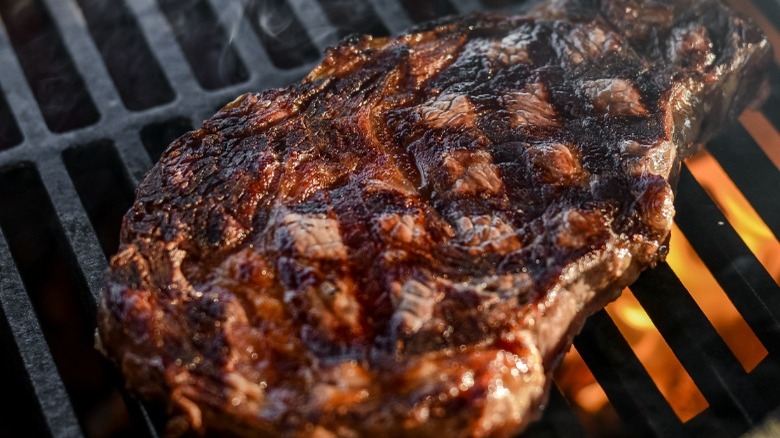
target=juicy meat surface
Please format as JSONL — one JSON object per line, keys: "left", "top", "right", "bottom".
{"left": 97, "top": 0, "right": 771, "bottom": 436}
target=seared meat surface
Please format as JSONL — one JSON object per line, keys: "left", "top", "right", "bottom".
{"left": 97, "top": 0, "right": 771, "bottom": 436}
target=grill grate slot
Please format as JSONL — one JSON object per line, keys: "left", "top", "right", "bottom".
{"left": 706, "top": 125, "right": 780, "bottom": 238}
{"left": 757, "top": 66, "right": 780, "bottom": 131}
{"left": 574, "top": 311, "right": 686, "bottom": 437}
{"left": 0, "top": 165, "right": 148, "bottom": 438}
{"left": 245, "top": 0, "right": 320, "bottom": 69}
{"left": 157, "top": 0, "right": 249, "bottom": 90}
{"left": 140, "top": 118, "right": 194, "bottom": 164}
{"left": 0, "top": 89, "right": 22, "bottom": 151}
{"left": 401, "top": 0, "right": 458, "bottom": 22}
{"left": 0, "top": 304, "right": 49, "bottom": 437}
{"left": 316, "top": 0, "right": 389, "bottom": 38}
{"left": 63, "top": 142, "right": 136, "bottom": 258}
{"left": 675, "top": 168, "right": 780, "bottom": 355}
{"left": 632, "top": 265, "right": 767, "bottom": 431}
{"left": 667, "top": 224, "right": 768, "bottom": 372}
{"left": 74, "top": 0, "right": 175, "bottom": 111}
{"left": 0, "top": 0, "right": 99, "bottom": 133}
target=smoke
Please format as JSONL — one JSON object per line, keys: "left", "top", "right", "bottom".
{"left": 252, "top": 0, "right": 295, "bottom": 39}
{"left": 234, "top": 0, "right": 322, "bottom": 70}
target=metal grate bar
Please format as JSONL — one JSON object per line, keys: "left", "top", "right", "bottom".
{"left": 574, "top": 311, "right": 686, "bottom": 437}
{"left": 760, "top": 65, "right": 780, "bottom": 131}
{"left": 206, "top": 0, "right": 276, "bottom": 79}
{"left": 0, "top": 230, "right": 82, "bottom": 438}
{"left": 747, "top": 355, "right": 780, "bottom": 411}
{"left": 477, "top": 0, "right": 544, "bottom": 13}
{"left": 762, "top": 94, "right": 780, "bottom": 134}
{"left": 123, "top": 0, "right": 202, "bottom": 98}
{"left": 767, "top": 64, "right": 780, "bottom": 99}
{"left": 0, "top": 24, "right": 48, "bottom": 144}
{"left": 115, "top": 133, "right": 155, "bottom": 188}
{"left": 449, "top": 0, "right": 483, "bottom": 13}
{"left": 38, "top": 157, "right": 107, "bottom": 304}
{"left": 40, "top": 0, "right": 124, "bottom": 119}
{"left": 204, "top": 0, "right": 316, "bottom": 95}
{"left": 526, "top": 387, "right": 586, "bottom": 438}
{"left": 368, "top": 0, "right": 414, "bottom": 33}
{"left": 707, "top": 124, "right": 780, "bottom": 238}
{"left": 632, "top": 264, "right": 767, "bottom": 427}
{"left": 675, "top": 167, "right": 780, "bottom": 355}
{"left": 56, "top": 143, "right": 160, "bottom": 437}
{"left": 287, "top": 0, "right": 340, "bottom": 52}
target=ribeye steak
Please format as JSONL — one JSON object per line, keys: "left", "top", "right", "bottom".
{"left": 97, "top": 0, "right": 771, "bottom": 436}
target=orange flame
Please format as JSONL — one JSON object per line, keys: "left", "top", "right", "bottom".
{"left": 668, "top": 224, "right": 768, "bottom": 372}
{"left": 607, "top": 289, "right": 709, "bottom": 422}
{"left": 555, "top": 145, "right": 779, "bottom": 432}
{"left": 685, "top": 149, "right": 780, "bottom": 283}
{"left": 555, "top": 2, "right": 780, "bottom": 430}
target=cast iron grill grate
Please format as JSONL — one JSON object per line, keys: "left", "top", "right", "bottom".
{"left": 0, "top": 1, "right": 777, "bottom": 437}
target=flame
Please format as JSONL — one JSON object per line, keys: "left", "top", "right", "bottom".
{"left": 555, "top": 289, "right": 710, "bottom": 426}
{"left": 668, "top": 224, "right": 768, "bottom": 371}
{"left": 555, "top": 145, "right": 780, "bottom": 431}
{"left": 740, "top": 110, "right": 780, "bottom": 172}
{"left": 556, "top": 1, "right": 780, "bottom": 430}
{"left": 685, "top": 150, "right": 780, "bottom": 283}
{"left": 607, "top": 289, "right": 710, "bottom": 422}
{"left": 616, "top": 299, "right": 654, "bottom": 331}
{"left": 556, "top": 347, "right": 609, "bottom": 414}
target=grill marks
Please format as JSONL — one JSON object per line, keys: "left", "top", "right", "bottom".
{"left": 268, "top": 16, "right": 661, "bottom": 349}
{"left": 392, "top": 18, "right": 656, "bottom": 227}
{"left": 420, "top": 93, "right": 476, "bottom": 129}
{"left": 505, "top": 82, "right": 560, "bottom": 131}
{"left": 323, "top": 16, "right": 670, "bottom": 342}
{"left": 145, "top": 14, "right": 663, "bottom": 357}
{"left": 581, "top": 78, "right": 649, "bottom": 117}
{"left": 97, "top": 4, "right": 773, "bottom": 435}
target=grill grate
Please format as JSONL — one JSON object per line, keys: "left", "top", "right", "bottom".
{"left": 0, "top": 1, "right": 778, "bottom": 437}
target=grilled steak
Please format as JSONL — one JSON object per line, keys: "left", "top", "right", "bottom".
{"left": 97, "top": 0, "right": 771, "bottom": 436}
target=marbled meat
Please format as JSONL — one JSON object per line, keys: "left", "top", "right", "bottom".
{"left": 97, "top": 0, "right": 771, "bottom": 436}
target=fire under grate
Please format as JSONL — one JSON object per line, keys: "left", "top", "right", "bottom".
{"left": 0, "top": 0, "right": 778, "bottom": 437}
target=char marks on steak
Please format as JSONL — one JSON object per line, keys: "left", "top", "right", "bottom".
{"left": 97, "top": 0, "right": 771, "bottom": 436}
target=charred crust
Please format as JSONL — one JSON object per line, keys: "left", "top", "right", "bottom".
{"left": 98, "top": 2, "right": 772, "bottom": 437}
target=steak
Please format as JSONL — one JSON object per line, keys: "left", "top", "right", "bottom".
{"left": 97, "top": 0, "right": 771, "bottom": 436}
